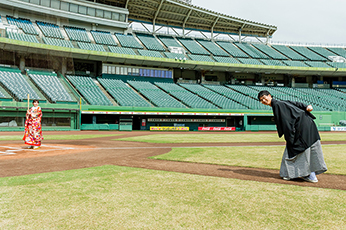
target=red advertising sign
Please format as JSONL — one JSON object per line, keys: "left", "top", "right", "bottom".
{"left": 198, "top": 127, "right": 236, "bottom": 131}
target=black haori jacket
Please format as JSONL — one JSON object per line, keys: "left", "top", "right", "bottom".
{"left": 271, "top": 98, "right": 320, "bottom": 159}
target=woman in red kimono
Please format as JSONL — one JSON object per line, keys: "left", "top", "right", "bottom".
{"left": 23, "top": 100, "right": 43, "bottom": 149}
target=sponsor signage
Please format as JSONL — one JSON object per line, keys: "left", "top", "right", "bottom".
{"left": 81, "top": 111, "right": 244, "bottom": 116}
{"left": 331, "top": 127, "right": 346, "bottom": 131}
{"left": 147, "top": 118, "right": 225, "bottom": 122}
{"left": 150, "top": 126, "right": 189, "bottom": 131}
{"left": 198, "top": 127, "right": 236, "bottom": 131}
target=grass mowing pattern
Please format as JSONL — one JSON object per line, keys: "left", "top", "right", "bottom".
{"left": 1, "top": 165, "right": 345, "bottom": 229}
{"left": 0, "top": 134, "right": 121, "bottom": 141}
{"left": 116, "top": 132, "right": 346, "bottom": 143}
{"left": 150, "top": 145, "right": 346, "bottom": 175}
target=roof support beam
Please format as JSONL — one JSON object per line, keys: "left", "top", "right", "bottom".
{"left": 153, "top": 0, "right": 165, "bottom": 33}
{"left": 183, "top": 8, "right": 193, "bottom": 37}
{"left": 125, "top": 0, "right": 130, "bottom": 9}
{"left": 211, "top": 15, "right": 220, "bottom": 40}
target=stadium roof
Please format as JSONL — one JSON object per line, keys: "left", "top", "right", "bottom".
{"left": 93, "top": 0, "right": 277, "bottom": 37}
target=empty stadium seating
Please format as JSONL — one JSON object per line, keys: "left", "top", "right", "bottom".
{"left": 272, "top": 45, "right": 307, "bottom": 61}
{"left": 197, "top": 40, "right": 229, "bottom": 56}
{"left": 66, "top": 75, "right": 112, "bottom": 106}
{"left": 28, "top": 71, "right": 74, "bottom": 103}
{"left": 178, "top": 38, "right": 210, "bottom": 55}
{"left": 42, "top": 37, "right": 74, "bottom": 48}
{"left": 128, "top": 80, "right": 185, "bottom": 108}
{"left": 115, "top": 34, "right": 143, "bottom": 49}
{"left": 156, "top": 82, "right": 218, "bottom": 109}
{"left": 289, "top": 46, "right": 326, "bottom": 61}
{"left": 7, "top": 31, "right": 39, "bottom": 43}
{"left": 0, "top": 69, "right": 41, "bottom": 101}
{"left": 108, "top": 46, "right": 137, "bottom": 55}
{"left": 213, "top": 56, "right": 240, "bottom": 64}
{"left": 91, "top": 30, "right": 117, "bottom": 46}
{"left": 188, "top": 54, "right": 214, "bottom": 62}
{"left": 238, "top": 58, "right": 264, "bottom": 65}
{"left": 216, "top": 42, "right": 248, "bottom": 58}
{"left": 36, "top": 21, "right": 64, "bottom": 39}
{"left": 137, "top": 50, "right": 164, "bottom": 58}
{"left": 282, "top": 60, "right": 309, "bottom": 67}
{"left": 64, "top": 26, "right": 91, "bottom": 43}
{"left": 186, "top": 84, "right": 248, "bottom": 109}
{"left": 98, "top": 78, "right": 151, "bottom": 107}
{"left": 136, "top": 34, "right": 165, "bottom": 51}
{"left": 7, "top": 16, "right": 38, "bottom": 35}
{"left": 157, "top": 36, "right": 184, "bottom": 49}
{"left": 252, "top": 43, "right": 288, "bottom": 60}
{"left": 225, "top": 85, "right": 270, "bottom": 110}
{"left": 326, "top": 47, "right": 346, "bottom": 58}
{"left": 308, "top": 46, "right": 336, "bottom": 59}
{"left": 235, "top": 43, "right": 268, "bottom": 59}
{"left": 77, "top": 42, "right": 106, "bottom": 52}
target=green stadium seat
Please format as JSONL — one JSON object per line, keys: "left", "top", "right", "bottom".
{"left": 43, "top": 37, "right": 74, "bottom": 48}
{"left": 28, "top": 72, "right": 75, "bottom": 103}
{"left": 272, "top": 45, "right": 307, "bottom": 61}
{"left": 128, "top": 81, "right": 185, "bottom": 108}
{"left": 234, "top": 43, "right": 268, "bottom": 59}
{"left": 188, "top": 54, "right": 215, "bottom": 62}
{"left": 305, "top": 61, "right": 332, "bottom": 68}
{"left": 0, "top": 70, "right": 41, "bottom": 101}
{"left": 238, "top": 58, "right": 264, "bottom": 65}
{"left": 66, "top": 75, "right": 113, "bottom": 106}
{"left": 7, "top": 16, "right": 38, "bottom": 35}
{"left": 7, "top": 31, "right": 39, "bottom": 43}
{"left": 260, "top": 59, "right": 286, "bottom": 66}
{"left": 213, "top": 56, "right": 240, "bottom": 64}
{"left": 36, "top": 21, "right": 64, "bottom": 39}
{"left": 108, "top": 46, "right": 137, "bottom": 55}
{"left": 216, "top": 42, "right": 248, "bottom": 58}
{"left": 177, "top": 38, "right": 210, "bottom": 55}
{"left": 289, "top": 46, "right": 326, "bottom": 61}
{"left": 197, "top": 40, "right": 229, "bottom": 56}
{"left": 98, "top": 78, "right": 151, "bottom": 107}
{"left": 252, "top": 44, "right": 288, "bottom": 60}
{"left": 77, "top": 42, "right": 106, "bottom": 52}
{"left": 115, "top": 34, "right": 143, "bottom": 49}
{"left": 64, "top": 26, "right": 91, "bottom": 43}
{"left": 137, "top": 50, "right": 164, "bottom": 58}
{"left": 282, "top": 60, "right": 309, "bottom": 67}
{"left": 136, "top": 34, "right": 165, "bottom": 51}
{"left": 91, "top": 30, "right": 117, "bottom": 46}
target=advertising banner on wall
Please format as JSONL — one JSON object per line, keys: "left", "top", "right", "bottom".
{"left": 330, "top": 127, "right": 346, "bottom": 131}
{"left": 198, "top": 127, "right": 236, "bottom": 131}
{"left": 150, "top": 126, "right": 189, "bottom": 131}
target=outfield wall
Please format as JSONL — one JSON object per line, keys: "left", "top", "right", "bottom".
{"left": 1, "top": 102, "right": 345, "bottom": 131}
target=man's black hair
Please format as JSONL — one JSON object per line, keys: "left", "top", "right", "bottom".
{"left": 258, "top": 90, "right": 271, "bottom": 101}
{"left": 33, "top": 99, "right": 39, "bottom": 103}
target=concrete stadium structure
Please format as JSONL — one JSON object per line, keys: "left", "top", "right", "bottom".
{"left": 0, "top": 0, "right": 345, "bottom": 131}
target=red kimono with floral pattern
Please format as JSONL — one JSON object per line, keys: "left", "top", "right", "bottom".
{"left": 23, "top": 106, "right": 43, "bottom": 146}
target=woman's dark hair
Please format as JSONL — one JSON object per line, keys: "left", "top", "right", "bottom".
{"left": 32, "top": 100, "right": 39, "bottom": 104}
{"left": 257, "top": 90, "right": 271, "bottom": 101}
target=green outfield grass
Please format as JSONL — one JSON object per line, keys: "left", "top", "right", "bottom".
{"left": 150, "top": 145, "right": 346, "bottom": 175}
{"left": 115, "top": 132, "right": 346, "bottom": 143}
{"left": 0, "top": 134, "right": 121, "bottom": 141}
{"left": 1, "top": 165, "right": 345, "bottom": 229}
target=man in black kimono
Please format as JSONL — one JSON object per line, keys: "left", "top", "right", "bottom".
{"left": 258, "top": 90, "right": 327, "bottom": 183}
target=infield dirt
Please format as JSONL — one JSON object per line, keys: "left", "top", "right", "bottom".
{"left": 1, "top": 131, "right": 345, "bottom": 190}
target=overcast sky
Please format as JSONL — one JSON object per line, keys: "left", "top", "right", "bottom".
{"left": 194, "top": 0, "right": 346, "bottom": 46}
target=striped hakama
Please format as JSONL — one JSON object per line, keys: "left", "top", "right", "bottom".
{"left": 280, "top": 140, "right": 327, "bottom": 179}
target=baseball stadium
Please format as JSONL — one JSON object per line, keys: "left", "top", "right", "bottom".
{"left": 0, "top": 0, "right": 346, "bottom": 228}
